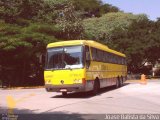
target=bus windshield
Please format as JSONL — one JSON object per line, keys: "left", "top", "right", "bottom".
{"left": 45, "top": 46, "right": 83, "bottom": 70}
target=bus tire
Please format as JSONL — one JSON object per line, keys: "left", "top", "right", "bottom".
{"left": 118, "top": 77, "right": 122, "bottom": 87}
{"left": 62, "top": 92, "right": 67, "bottom": 96}
{"left": 120, "top": 76, "right": 124, "bottom": 87}
{"left": 92, "top": 79, "right": 100, "bottom": 95}
{"left": 115, "top": 79, "right": 119, "bottom": 88}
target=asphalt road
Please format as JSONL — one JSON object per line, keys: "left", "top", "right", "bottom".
{"left": 0, "top": 80, "right": 160, "bottom": 120}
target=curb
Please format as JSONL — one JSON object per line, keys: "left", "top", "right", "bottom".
{"left": 125, "top": 80, "right": 140, "bottom": 82}
{"left": 126, "top": 79, "right": 159, "bottom": 83}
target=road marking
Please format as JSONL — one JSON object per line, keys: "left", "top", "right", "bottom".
{"left": 6, "top": 93, "right": 36, "bottom": 114}
{"left": 16, "top": 93, "right": 35, "bottom": 103}
{"left": 6, "top": 96, "right": 16, "bottom": 114}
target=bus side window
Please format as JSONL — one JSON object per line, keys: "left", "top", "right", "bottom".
{"left": 123, "top": 57, "right": 125, "bottom": 64}
{"left": 108, "top": 53, "right": 112, "bottom": 63}
{"left": 97, "top": 49, "right": 101, "bottom": 61}
{"left": 96, "top": 49, "right": 103, "bottom": 62}
{"left": 103, "top": 51, "right": 106, "bottom": 62}
{"left": 123, "top": 58, "right": 127, "bottom": 65}
{"left": 115, "top": 55, "right": 117, "bottom": 64}
{"left": 95, "top": 48, "right": 98, "bottom": 61}
{"left": 121, "top": 57, "right": 124, "bottom": 65}
{"left": 99, "top": 50, "right": 103, "bottom": 62}
{"left": 91, "top": 47, "right": 96, "bottom": 61}
{"left": 85, "top": 46, "right": 90, "bottom": 61}
{"left": 117, "top": 56, "right": 120, "bottom": 64}
{"left": 125, "top": 58, "right": 127, "bottom": 65}
{"left": 105, "top": 52, "right": 109, "bottom": 63}
{"left": 120, "top": 57, "right": 122, "bottom": 64}
{"left": 112, "top": 54, "right": 115, "bottom": 64}
{"left": 85, "top": 46, "right": 91, "bottom": 69}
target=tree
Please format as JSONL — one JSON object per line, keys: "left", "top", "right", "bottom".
{"left": 100, "top": 3, "right": 119, "bottom": 14}
{"left": 54, "top": 1, "right": 84, "bottom": 40}
{"left": 83, "top": 12, "right": 145, "bottom": 42}
{"left": 0, "top": 20, "right": 57, "bottom": 86}
{"left": 108, "top": 15, "right": 160, "bottom": 73}
{"left": 144, "top": 19, "right": 160, "bottom": 64}
{"left": 83, "top": 12, "right": 157, "bottom": 73}
{"left": 0, "top": 0, "right": 45, "bottom": 23}
{"left": 71, "top": 0, "right": 102, "bottom": 18}
{"left": 1, "top": 0, "right": 160, "bottom": 86}
{"left": 71, "top": 0, "right": 119, "bottom": 18}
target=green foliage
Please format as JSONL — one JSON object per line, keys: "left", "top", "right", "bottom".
{"left": 0, "top": 19, "right": 57, "bottom": 86}
{"left": 83, "top": 12, "right": 146, "bottom": 41}
{"left": 71, "top": 0, "right": 102, "bottom": 17}
{"left": 0, "top": 0, "right": 45, "bottom": 23}
{"left": 106, "top": 15, "right": 160, "bottom": 72}
{"left": 0, "top": 20, "right": 57, "bottom": 51}
{"left": 71, "top": 0, "right": 119, "bottom": 18}
{"left": 54, "top": 1, "right": 84, "bottom": 40}
{"left": 100, "top": 4, "right": 119, "bottom": 13}
{"left": 0, "top": 0, "right": 160, "bottom": 86}
{"left": 83, "top": 12, "right": 160, "bottom": 72}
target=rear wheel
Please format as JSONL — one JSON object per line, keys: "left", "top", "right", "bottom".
{"left": 92, "top": 79, "right": 100, "bottom": 95}
{"left": 120, "top": 76, "right": 124, "bottom": 87}
{"left": 115, "top": 79, "right": 119, "bottom": 88}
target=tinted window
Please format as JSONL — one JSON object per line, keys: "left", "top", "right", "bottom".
{"left": 90, "top": 47, "right": 126, "bottom": 65}
{"left": 46, "top": 46, "right": 83, "bottom": 69}
{"left": 91, "top": 47, "right": 97, "bottom": 61}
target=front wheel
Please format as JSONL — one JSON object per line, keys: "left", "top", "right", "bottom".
{"left": 120, "top": 77, "right": 124, "bottom": 87}
{"left": 62, "top": 92, "right": 67, "bottom": 96}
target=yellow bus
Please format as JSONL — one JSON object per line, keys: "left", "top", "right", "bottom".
{"left": 44, "top": 40, "right": 127, "bottom": 96}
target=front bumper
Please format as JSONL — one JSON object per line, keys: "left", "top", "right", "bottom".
{"left": 45, "top": 84, "right": 86, "bottom": 92}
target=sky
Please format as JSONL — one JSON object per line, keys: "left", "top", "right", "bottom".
{"left": 102, "top": 0, "right": 160, "bottom": 21}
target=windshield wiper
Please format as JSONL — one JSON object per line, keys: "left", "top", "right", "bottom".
{"left": 64, "top": 62, "right": 72, "bottom": 71}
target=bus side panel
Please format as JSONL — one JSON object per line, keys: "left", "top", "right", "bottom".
{"left": 86, "top": 61, "right": 127, "bottom": 89}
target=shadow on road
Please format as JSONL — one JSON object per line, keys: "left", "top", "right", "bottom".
{"left": 0, "top": 83, "right": 130, "bottom": 120}
{"left": 51, "top": 83, "right": 130, "bottom": 99}
{"left": 0, "top": 107, "right": 98, "bottom": 120}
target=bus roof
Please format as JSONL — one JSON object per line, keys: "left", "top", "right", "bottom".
{"left": 47, "top": 40, "right": 126, "bottom": 57}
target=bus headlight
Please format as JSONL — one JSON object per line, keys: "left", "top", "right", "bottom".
{"left": 46, "top": 80, "right": 51, "bottom": 84}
